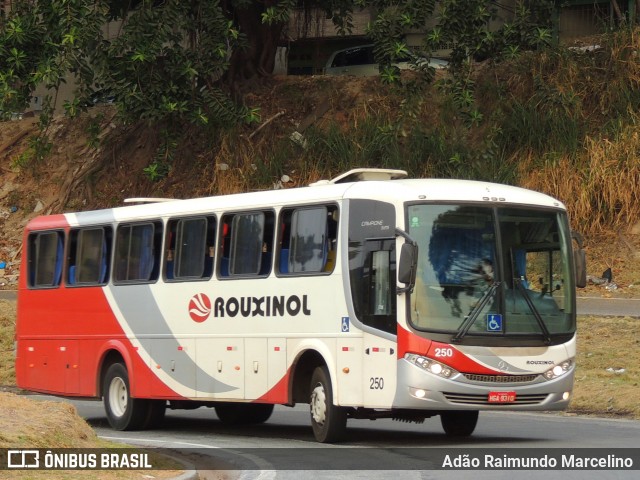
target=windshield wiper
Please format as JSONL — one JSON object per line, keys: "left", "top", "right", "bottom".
{"left": 451, "top": 281, "right": 501, "bottom": 344}
{"left": 515, "top": 278, "right": 552, "bottom": 344}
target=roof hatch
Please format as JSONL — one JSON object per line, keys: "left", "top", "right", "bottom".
{"left": 310, "top": 168, "right": 408, "bottom": 186}
{"left": 123, "top": 198, "right": 178, "bottom": 204}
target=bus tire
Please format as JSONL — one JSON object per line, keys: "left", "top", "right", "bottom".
{"left": 215, "top": 403, "right": 274, "bottom": 425}
{"left": 309, "top": 366, "right": 347, "bottom": 443}
{"left": 103, "top": 362, "right": 148, "bottom": 431}
{"left": 215, "top": 403, "right": 243, "bottom": 424}
{"left": 244, "top": 404, "right": 274, "bottom": 424}
{"left": 440, "top": 410, "right": 479, "bottom": 437}
{"left": 143, "top": 400, "right": 166, "bottom": 429}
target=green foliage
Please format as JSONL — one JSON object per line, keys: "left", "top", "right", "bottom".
{"left": 427, "top": 1, "right": 555, "bottom": 124}
{"left": 11, "top": 133, "right": 52, "bottom": 168}
{"left": 98, "top": 0, "right": 246, "bottom": 126}
{"left": 0, "top": 0, "right": 558, "bottom": 176}
{"left": 144, "top": 127, "right": 179, "bottom": 181}
{"left": 143, "top": 161, "right": 171, "bottom": 181}
{"left": 295, "top": 113, "right": 514, "bottom": 183}
{"left": 85, "top": 114, "right": 105, "bottom": 149}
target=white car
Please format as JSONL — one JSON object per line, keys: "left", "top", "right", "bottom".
{"left": 324, "top": 44, "right": 448, "bottom": 76}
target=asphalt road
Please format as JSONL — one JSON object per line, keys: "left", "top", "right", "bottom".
{"left": 28, "top": 395, "right": 640, "bottom": 479}
{"left": 576, "top": 296, "right": 640, "bottom": 317}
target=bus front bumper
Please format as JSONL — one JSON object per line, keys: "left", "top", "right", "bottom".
{"left": 392, "top": 359, "right": 574, "bottom": 412}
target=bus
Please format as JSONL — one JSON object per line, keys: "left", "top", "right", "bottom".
{"left": 16, "top": 168, "right": 586, "bottom": 443}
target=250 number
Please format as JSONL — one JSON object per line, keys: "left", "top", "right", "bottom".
{"left": 435, "top": 347, "right": 454, "bottom": 358}
{"left": 369, "top": 377, "right": 384, "bottom": 390}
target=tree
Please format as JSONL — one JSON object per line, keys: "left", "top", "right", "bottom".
{"left": 0, "top": 0, "right": 555, "bottom": 136}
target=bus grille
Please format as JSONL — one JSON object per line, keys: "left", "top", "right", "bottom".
{"left": 443, "top": 392, "right": 549, "bottom": 405}
{"left": 463, "top": 373, "right": 539, "bottom": 384}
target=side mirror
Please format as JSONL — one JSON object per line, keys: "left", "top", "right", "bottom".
{"left": 572, "top": 231, "right": 587, "bottom": 288}
{"left": 398, "top": 242, "right": 418, "bottom": 294}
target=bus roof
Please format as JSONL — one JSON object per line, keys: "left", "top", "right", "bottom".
{"left": 25, "top": 175, "right": 566, "bottom": 230}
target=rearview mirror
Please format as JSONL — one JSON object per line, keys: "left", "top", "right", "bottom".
{"left": 398, "top": 243, "right": 418, "bottom": 293}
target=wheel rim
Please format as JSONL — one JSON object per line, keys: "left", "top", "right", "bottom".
{"left": 108, "top": 377, "right": 127, "bottom": 418}
{"left": 310, "top": 382, "right": 327, "bottom": 426}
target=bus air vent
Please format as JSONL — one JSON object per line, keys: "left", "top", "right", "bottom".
{"left": 463, "top": 373, "right": 540, "bottom": 384}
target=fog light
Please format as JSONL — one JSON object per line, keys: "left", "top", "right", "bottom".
{"left": 563, "top": 391, "right": 571, "bottom": 401}
{"left": 414, "top": 389, "right": 426, "bottom": 399}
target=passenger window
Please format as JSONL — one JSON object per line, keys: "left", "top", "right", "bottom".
{"left": 231, "top": 213, "right": 264, "bottom": 275}
{"left": 165, "top": 216, "right": 216, "bottom": 280}
{"left": 279, "top": 205, "right": 338, "bottom": 275}
{"left": 219, "top": 211, "right": 274, "bottom": 277}
{"left": 68, "top": 227, "right": 111, "bottom": 285}
{"left": 114, "top": 222, "right": 162, "bottom": 283}
{"left": 28, "top": 231, "right": 64, "bottom": 288}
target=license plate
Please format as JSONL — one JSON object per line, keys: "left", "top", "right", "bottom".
{"left": 488, "top": 391, "right": 516, "bottom": 403}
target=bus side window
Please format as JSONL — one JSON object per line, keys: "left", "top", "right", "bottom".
{"left": 227, "top": 211, "right": 274, "bottom": 276}
{"left": 278, "top": 205, "right": 338, "bottom": 275}
{"left": 166, "top": 216, "right": 216, "bottom": 281}
{"left": 114, "top": 222, "right": 162, "bottom": 283}
{"left": 28, "top": 231, "right": 65, "bottom": 288}
{"left": 68, "top": 227, "right": 111, "bottom": 286}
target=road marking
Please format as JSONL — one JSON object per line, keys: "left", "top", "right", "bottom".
{"left": 101, "top": 435, "right": 276, "bottom": 480}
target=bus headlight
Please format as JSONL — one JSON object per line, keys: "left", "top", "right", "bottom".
{"left": 544, "top": 359, "right": 573, "bottom": 380}
{"left": 405, "top": 353, "right": 459, "bottom": 379}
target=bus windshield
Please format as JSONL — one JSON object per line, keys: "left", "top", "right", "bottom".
{"left": 407, "top": 204, "right": 575, "bottom": 339}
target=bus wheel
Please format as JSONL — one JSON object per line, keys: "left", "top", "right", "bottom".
{"left": 215, "top": 403, "right": 274, "bottom": 425}
{"left": 143, "top": 400, "right": 166, "bottom": 429}
{"left": 103, "top": 362, "right": 148, "bottom": 431}
{"left": 215, "top": 403, "right": 243, "bottom": 424}
{"left": 309, "top": 366, "right": 347, "bottom": 443}
{"left": 440, "top": 410, "right": 479, "bottom": 437}
{"left": 244, "top": 404, "right": 274, "bottom": 424}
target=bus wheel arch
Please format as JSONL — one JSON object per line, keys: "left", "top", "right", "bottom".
{"left": 290, "top": 349, "right": 327, "bottom": 404}
{"left": 96, "top": 344, "right": 136, "bottom": 398}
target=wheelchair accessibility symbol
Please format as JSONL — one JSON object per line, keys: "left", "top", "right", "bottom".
{"left": 341, "top": 317, "right": 350, "bottom": 332}
{"left": 487, "top": 314, "right": 503, "bottom": 332}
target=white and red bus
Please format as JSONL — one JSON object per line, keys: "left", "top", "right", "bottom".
{"left": 16, "top": 168, "right": 586, "bottom": 442}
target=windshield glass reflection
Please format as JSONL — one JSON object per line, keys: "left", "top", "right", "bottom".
{"left": 408, "top": 205, "right": 574, "bottom": 337}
